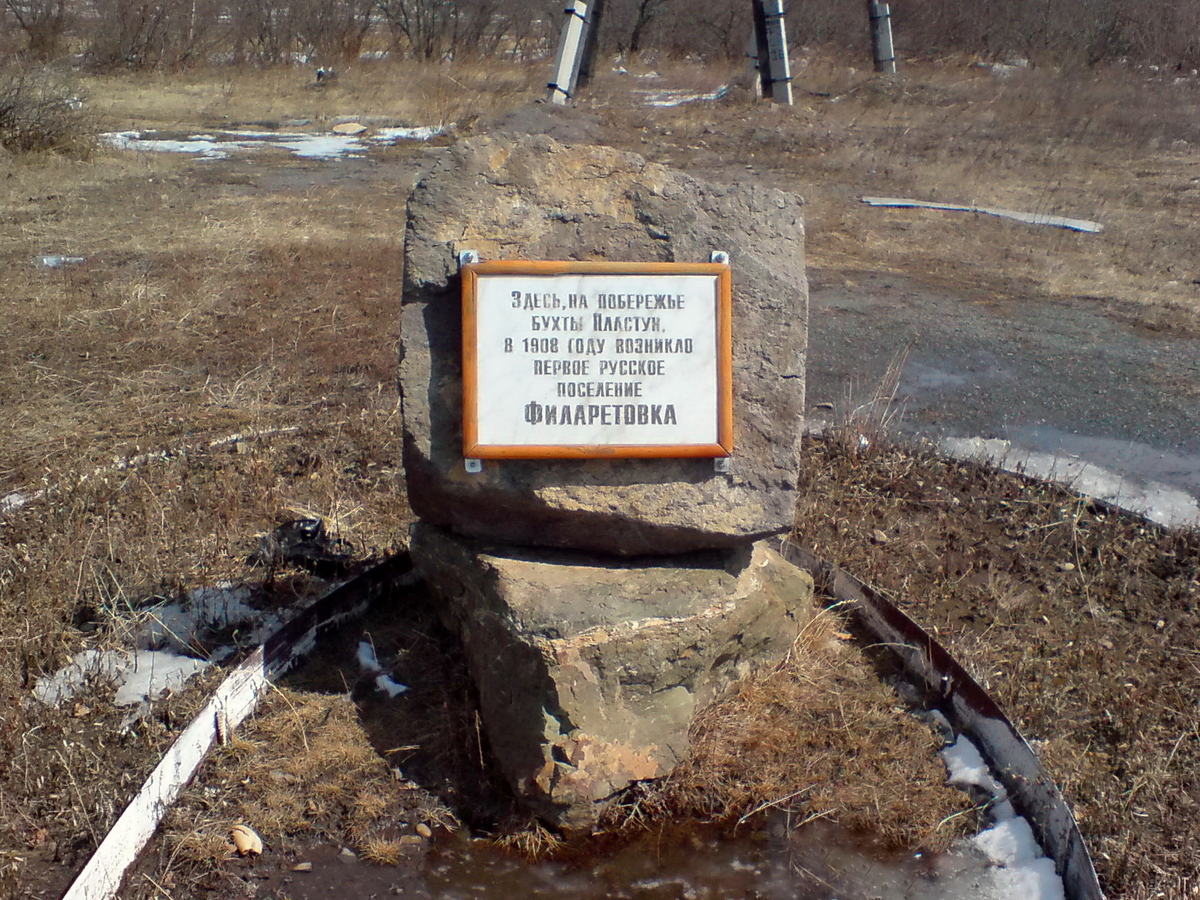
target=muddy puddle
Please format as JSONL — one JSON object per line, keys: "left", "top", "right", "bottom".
{"left": 238, "top": 819, "right": 1043, "bottom": 900}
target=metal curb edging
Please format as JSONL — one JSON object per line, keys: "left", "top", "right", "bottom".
{"left": 781, "top": 538, "right": 1106, "bottom": 900}
{"left": 59, "top": 554, "right": 413, "bottom": 900}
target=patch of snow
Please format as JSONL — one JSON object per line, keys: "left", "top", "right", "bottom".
{"left": 636, "top": 85, "right": 728, "bottom": 107}
{"left": 937, "top": 736, "right": 1067, "bottom": 900}
{"left": 115, "top": 651, "right": 210, "bottom": 706}
{"left": 102, "top": 124, "right": 448, "bottom": 161}
{"left": 357, "top": 640, "right": 381, "bottom": 673}
{"left": 102, "top": 130, "right": 232, "bottom": 159}
{"left": 39, "top": 255, "right": 86, "bottom": 268}
{"left": 941, "top": 436, "right": 1200, "bottom": 530}
{"left": 34, "top": 649, "right": 208, "bottom": 707}
{"left": 358, "top": 641, "right": 407, "bottom": 697}
{"left": 1, "top": 491, "right": 36, "bottom": 515}
{"left": 143, "top": 582, "right": 285, "bottom": 661}
{"left": 375, "top": 674, "right": 408, "bottom": 697}
{"left": 373, "top": 124, "right": 449, "bottom": 142}
{"left": 274, "top": 133, "right": 364, "bottom": 159}
{"left": 942, "top": 734, "right": 1005, "bottom": 795}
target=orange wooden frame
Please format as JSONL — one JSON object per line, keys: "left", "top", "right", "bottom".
{"left": 462, "top": 260, "right": 733, "bottom": 459}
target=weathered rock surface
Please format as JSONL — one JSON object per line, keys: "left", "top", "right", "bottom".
{"left": 410, "top": 523, "right": 816, "bottom": 830}
{"left": 398, "top": 133, "right": 808, "bottom": 555}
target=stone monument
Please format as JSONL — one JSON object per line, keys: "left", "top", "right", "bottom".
{"left": 399, "top": 125, "right": 814, "bottom": 830}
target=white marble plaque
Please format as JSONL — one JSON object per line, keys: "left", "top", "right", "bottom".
{"left": 463, "top": 264, "right": 732, "bottom": 458}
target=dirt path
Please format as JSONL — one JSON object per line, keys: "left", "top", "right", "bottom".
{"left": 807, "top": 267, "right": 1200, "bottom": 524}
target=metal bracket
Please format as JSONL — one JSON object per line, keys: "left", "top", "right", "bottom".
{"left": 710, "top": 250, "right": 730, "bottom": 265}
{"left": 714, "top": 457, "right": 731, "bottom": 473}
{"left": 464, "top": 458, "right": 483, "bottom": 474}
{"left": 458, "top": 250, "right": 480, "bottom": 269}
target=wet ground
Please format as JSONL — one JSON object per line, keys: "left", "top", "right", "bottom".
{"left": 806, "top": 268, "right": 1200, "bottom": 526}
{"left": 208, "top": 820, "right": 1046, "bottom": 900}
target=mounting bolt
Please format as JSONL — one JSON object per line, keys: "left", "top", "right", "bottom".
{"left": 458, "top": 250, "right": 480, "bottom": 268}
{"left": 710, "top": 250, "right": 730, "bottom": 265}
{"left": 464, "top": 458, "right": 483, "bottom": 474}
{"left": 714, "top": 457, "right": 731, "bottom": 473}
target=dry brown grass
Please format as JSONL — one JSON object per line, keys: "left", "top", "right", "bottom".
{"left": 602, "top": 608, "right": 975, "bottom": 853}
{"left": 85, "top": 59, "right": 543, "bottom": 132}
{"left": 0, "top": 92, "right": 418, "bottom": 897}
{"left": 141, "top": 688, "right": 436, "bottom": 893}
{"left": 792, "top": 434, "right": 1200, "bottom": 899}
{"left": 494, "top": 818, "right": 566, "bottom": 861}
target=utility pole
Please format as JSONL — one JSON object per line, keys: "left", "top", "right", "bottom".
{"left": 751, "top": 0, "right": 793, "bottom": 105}
{"left": 576, "top": 0, "right": 607, "bottom": 91}
{"left": 547, "top": 0, "right": 600, "bottom": 104}
{"left": 867, "top": 1, "right": 897, "bottom": 74}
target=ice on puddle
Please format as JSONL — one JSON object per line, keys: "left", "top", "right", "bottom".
{"left": 101, "top": 123, "right": 449, "bottom": 161}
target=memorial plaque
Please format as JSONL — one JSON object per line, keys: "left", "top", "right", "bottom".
{"left": 462, "top": 261, "right": 733, "bottom": 459}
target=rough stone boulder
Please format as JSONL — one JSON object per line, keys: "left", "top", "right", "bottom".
{"left": 410, "top": 523, "right": 816, "bottom": 830}
{"left": 398, "top": 132, "right": 808, "bottom": 556}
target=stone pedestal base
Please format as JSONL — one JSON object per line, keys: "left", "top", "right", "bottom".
{"left": 410, "top": 524, "right": 815, "bottom": 830}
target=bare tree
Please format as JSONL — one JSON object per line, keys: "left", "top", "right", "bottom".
{"left": 627, "top": 0, "right": 666, "bottom": 54}
{"left": 377, "top": 0, "right": 456, "bottom": 59}
{"left": 4, "top": 0, "right": 68, "bottom": 59}
{"left": 85, "top": 0, "right": 223, "bottom": 69}
{"left": 377, "top": 0, "right": 516, "bottom": 61}
{"left": 292, "top": 0, "right": 376, "bottom": 62}
{"left": 228, "top": 0, "right": 297, "bottom": 64}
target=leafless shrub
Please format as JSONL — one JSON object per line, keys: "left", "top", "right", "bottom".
{"left": 0, "top": 67, "right": 94, "bottom": 154}
{"left": 84, "top": 0, "right": 227, "bottom": 70}
{"left": 377, "top": 0, "right": 527, "bottom": 62}
{"left": 3, "top": 0, "right": 69, "bottom": 59}
{"left": 291, "top": 0, "right": 375, "bottom": 62}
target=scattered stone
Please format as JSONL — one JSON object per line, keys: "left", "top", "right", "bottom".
{"left": 231, "top": 824, "right": 263, "bottom": 856}
{"left": 332, "top": 122, "right": 367, "bottom": 135}
{"left": 1056, "top": 561, "right": 1076, "bottom": 572}
{"left": 415, "top": 823, "right": 433, "bottom": 839}
{"left": 292, "top": 861, "right": 313, "bottom": 872}
{"left": 871, "top": 528, "right": 890, "bottom": 544}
